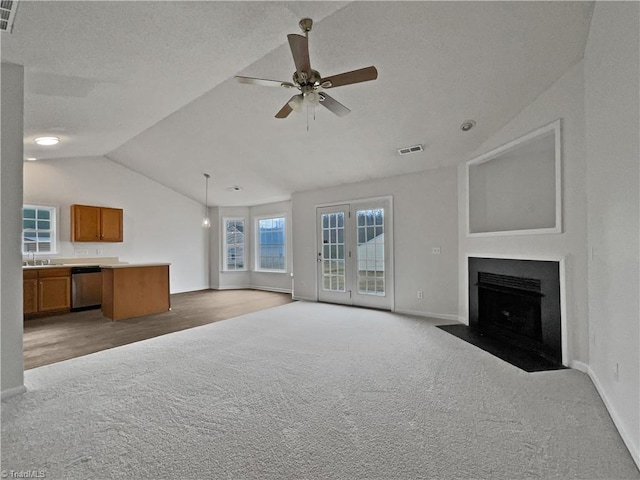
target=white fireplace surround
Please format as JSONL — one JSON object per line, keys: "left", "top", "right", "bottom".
{"left": 465, "top": 253, "right": 567, "bottom": 366}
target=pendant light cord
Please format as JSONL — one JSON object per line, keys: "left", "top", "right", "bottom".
{"left": 204, "top": 173, "right": 209, "bottom": 207}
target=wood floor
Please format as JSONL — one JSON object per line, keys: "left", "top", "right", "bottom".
{"left": 23, "top": 289, "right": 293, "bottom": 370}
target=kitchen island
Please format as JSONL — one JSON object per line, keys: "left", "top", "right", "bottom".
{"left": 101, "top": 263, "right": 170, "bottom": 321}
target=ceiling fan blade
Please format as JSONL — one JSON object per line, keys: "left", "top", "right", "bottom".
{"left": 235, "top": 76, "right": 295, "bottom": 88}
{"left": 319, "top": 93, "right": 351, "bottom": 117}
{"left": 275, "top": 96, "right": 298, "bottom": 118}
{"left": 287, "top": 34, "right": 311, "bottom": 76}
{"left": 321, "top": 66, "right": 378, "bottom": 89}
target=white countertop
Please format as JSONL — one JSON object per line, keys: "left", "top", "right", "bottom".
{"left": 23, "top": 264, "right": 97, "bottom": 270}
{"left": 100, "top": 263, "right": 170, "bottom": 269}
{"left": 23, "top": 262, "right": 169, "bottom": 270}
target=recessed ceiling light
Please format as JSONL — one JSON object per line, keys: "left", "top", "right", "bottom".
{"left": 25, "top": 157, "right": 37, "bottom": 162}
{"left": 227, "top": 186, "right": 243, "bottom": 192}
{"left": 460, "top": 120, "right": 476, "bottom": 132}
{"left": 35, "top": 136, "right": 59, "bottom": 146}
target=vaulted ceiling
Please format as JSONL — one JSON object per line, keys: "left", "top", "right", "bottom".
{"left": 2, "top": 1, "right": 594, "bottom": 206}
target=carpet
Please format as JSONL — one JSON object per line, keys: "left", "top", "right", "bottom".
{"left": 2, "top": 301, "right": 638, "bottom": 479}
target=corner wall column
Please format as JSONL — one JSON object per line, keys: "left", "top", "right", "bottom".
{"left": 1, "top": 62, "right": 26, "bottom": 398}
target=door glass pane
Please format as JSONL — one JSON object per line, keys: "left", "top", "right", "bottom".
{"left": 357, "top": 208, "right": 385, "bottom": 296}
{"left": 321, "top": 212, "right": 345, "bottom": 292}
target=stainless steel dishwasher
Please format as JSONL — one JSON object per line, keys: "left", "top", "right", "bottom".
{"left": 71, "top": 266, "right": 102, "bottom": 311}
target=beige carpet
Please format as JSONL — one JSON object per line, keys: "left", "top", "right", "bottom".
{"left": 2, "top": 301, "right": 638, "bottom": 479}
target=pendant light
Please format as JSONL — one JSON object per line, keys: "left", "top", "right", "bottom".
{"left": 202, "top": 173, "right": 211, "bottom": 228}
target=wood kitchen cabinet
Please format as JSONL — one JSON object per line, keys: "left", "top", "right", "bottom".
{"left": 23, "top": 270, "right": 38, "bottom": 315}
{"left": 102, "top": 264, "right": 170, "bottom": 321}
{"left": 23, "top": 267, "right": 71, "bottom": 318}
{"left": 71, "top": 204, "right": 123, "bottom": 242}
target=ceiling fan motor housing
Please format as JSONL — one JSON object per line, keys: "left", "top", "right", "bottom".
{"left": 294, "top": 69, "right": 321, "bottom": 87}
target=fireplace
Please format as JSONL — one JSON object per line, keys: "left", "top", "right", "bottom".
{"left": 469, "top": 257, "right": 562, "bottom": 365}
{"left": 477, "top": 271, "right": 543, "bottom": 348}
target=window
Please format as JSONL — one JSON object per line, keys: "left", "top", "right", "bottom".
{"left": 223, "top": 218, "right": 246, "bottom": 271}
{"left": 23, "top": 205, "right": 57, "bottom": 254}
{"left": 256, "top": 216, "right": 286, "bottom": 272}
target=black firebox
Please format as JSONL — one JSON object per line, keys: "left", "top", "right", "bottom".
{"left": 477, "top": 271, "right": 543, "bottom": 345}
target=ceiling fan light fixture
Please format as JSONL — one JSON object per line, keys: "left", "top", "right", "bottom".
{"left": 288, "top": 95, "right": 304, "bottom": 112}
{"left": 304, "top": 91, "right": 320, "bottom": 107}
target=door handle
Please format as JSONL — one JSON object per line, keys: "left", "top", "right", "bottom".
{"left": 317, "top": 252, "right": 322, "bottom": 263}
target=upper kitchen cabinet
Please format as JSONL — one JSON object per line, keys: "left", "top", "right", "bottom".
{"left": 100, "top": 207, "right": 124, "bottom": 242}
{"left": 71, "top": 204, "right": 123, "bottom": 242}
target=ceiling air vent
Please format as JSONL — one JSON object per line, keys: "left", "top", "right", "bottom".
{"left": 397, "top": 144, "right": 424, "bottom": 156}
{"left": 0, "top": 0, "right": 19, "bottom": 33}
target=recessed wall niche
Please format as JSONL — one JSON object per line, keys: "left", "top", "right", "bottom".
{"left": 466, "top": 120, "right": 561, "bottom": 236}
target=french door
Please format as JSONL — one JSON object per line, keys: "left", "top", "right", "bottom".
{"left": 317, "top": 198, "right": 392, "bottom": 310}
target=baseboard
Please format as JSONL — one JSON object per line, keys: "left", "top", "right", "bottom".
{"left": 393, "top": 308, "right": 462, "bottom": 323}
{"left": 1, "top": 385, "right": 26, "bottom": 401}
{"left": 213, "top": 285, "right": 250, "bottom": 291}
{"left": 249, "top": 285, "right": 292, "bottom": 294}
{"left": 581, "top": 364, "right": 640, "bottom": 469}
{"left": 292, "top": 295, "right": 316, "bottom": 302}
{"left": 569, "top": 360, "right": 589, "bottom": 373}
{"left": 212, "top": 285, "right": 292, "bottom": 294}
{"left": 171, "top": 287, "right": 211, "bottom": 295}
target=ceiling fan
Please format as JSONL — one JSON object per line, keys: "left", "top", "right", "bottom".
{"left": 235, "top": 18, "right": 378, "bottom": 119}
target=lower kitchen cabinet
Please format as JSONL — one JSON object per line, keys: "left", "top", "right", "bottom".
{"left": 24, "top": 268, "right": 72, "bottom": 318}
{"left": 23, "top": 271, "right": 38, "bottom": 315}
{"left": 101, "top": 264, "right": 170, "bottom": 321}
{"left": 39, "top": 276, "right": 71, "bottom": 312}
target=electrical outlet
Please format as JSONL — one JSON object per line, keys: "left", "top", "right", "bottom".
{"left": 432, "top": 247, "right": 441, "bottom": 255}
{"left": 417, "top": 290, "right": 424, "bottom": 299}
{"left": 96, "top": 248, "right": 104, "bottom": 255}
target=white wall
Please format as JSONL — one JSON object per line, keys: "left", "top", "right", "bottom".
{"left": 584, "top": 1, "right": 639, "bottom": 463}
{"left": 458, "top": 61, "right": 589, "bottom": 364}
{"left": 23, "top": 157, "right": 208, "bottom": 294}
{"left": 292, "top": 168, "right": 458, "bottom": 319}
{"left": 1, "top": 63, "right": 26, "bottom": 397}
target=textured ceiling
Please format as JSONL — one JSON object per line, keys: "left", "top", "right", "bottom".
{"left": 2, "top": 1, "right": 594, "bottom": 206}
